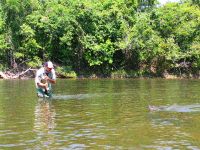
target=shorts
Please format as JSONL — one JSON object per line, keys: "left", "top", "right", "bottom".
{"left": 36, "top": 88, "right": 52, "bottom": 98}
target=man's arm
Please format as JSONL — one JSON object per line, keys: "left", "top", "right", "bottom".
{"left": 45, "top": 69, "right": 56, "bottom": 84}
{"left": 45, "top": 76, "right": 56, "bottom": 84}
{"left": 37, "top": 82, "right": 49, "bottom": 88}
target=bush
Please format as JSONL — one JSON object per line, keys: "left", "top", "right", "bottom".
{"left": 56, "top": 66, "right": 77, "bottom": 78}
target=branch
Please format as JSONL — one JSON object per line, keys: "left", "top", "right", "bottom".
{"left": 13, "top": 67, "right": 32, "bottom": 79}
{"left": 0, "top": 68, "right": 37, "bottom": 79}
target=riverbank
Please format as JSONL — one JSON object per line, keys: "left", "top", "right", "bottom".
{"left": 0, "top": 68, "right": 36, "bottom": 79}
{"left": 1, "top": 68, "right": 200, "bottom": 80}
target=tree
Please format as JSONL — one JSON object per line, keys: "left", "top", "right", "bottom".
{"left": 0, "top": 0, "right": 40, "bottom": 68}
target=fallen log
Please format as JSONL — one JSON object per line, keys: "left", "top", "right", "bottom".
{"left": 0, "top": 68, "right": 37, "bottom": 79}
{"left": 13, "top": 67, "right": 32, "bottom": 79}
{"left": 0, "top": 71, "right": 9, "bottom": 79}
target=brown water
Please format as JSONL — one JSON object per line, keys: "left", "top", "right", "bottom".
{"left": 0, "top": 79, "right": 200, "bottom": 149}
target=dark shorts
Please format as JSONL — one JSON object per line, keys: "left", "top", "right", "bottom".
{"left": 36, "top": 88, "right": 52, "bottom": 98}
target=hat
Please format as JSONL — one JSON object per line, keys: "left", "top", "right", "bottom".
{"left": 45, "top": 61, "right": 54, "bottom": 68}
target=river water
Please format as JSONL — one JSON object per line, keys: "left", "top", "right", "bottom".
{"left": 0, "top": 79, "right": 200, "bottom": 149}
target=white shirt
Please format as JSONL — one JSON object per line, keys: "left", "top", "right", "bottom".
{"left": 35, "top": 67, "right": 56, "bottom": 88}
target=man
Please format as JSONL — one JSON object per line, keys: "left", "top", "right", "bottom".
{"left": 35, "top": 61, "right": 56, "bottom": 98}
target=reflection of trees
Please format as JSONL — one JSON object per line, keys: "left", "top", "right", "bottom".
{"left": 33, "top": 99, "right": 56, "bottom": 148}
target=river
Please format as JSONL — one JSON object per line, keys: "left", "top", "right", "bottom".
{"left": 0, "top": 79, "right": 200, "bottom": 149}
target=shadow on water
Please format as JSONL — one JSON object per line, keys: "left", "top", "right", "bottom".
{"left": 148, "top": 104, "right": 200, "bottom": 112}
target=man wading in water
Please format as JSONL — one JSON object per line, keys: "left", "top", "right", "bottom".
{"left": 35, "top": 61, "right": 56, "bottom": 98}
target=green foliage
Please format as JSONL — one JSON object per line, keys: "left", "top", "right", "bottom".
{"left": 150, "top": 3, "right": 200, "bottom": 74}
{"left": 26, "top": 56, "right": 42, "bottom": 68}
{"left": 184, "top": 0, "right": 200, "bottom": 6}
{"left": 0, "top": 8, "right": 8, "bottom": 64}
{"left": 84, "top": 39, "right": 115, "bottom": 66}
{"left": 111, "top": 69, "right": 129, "bottom": 78}
{"left": 56, "top": 66, "right": 77, "bottom": 78}
{"left": 0, "top": 0, "right": 200, "bottom": 77}
{"left": 0, "top": 0, "right": 40, "bottom": 67}
{"left": 20, "top": 24, "right": 41, "bottom": 57}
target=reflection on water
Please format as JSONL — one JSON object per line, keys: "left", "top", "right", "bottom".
{"left": 34, "top": 100, "right": 56, "bottom": 130}
{"left": 148, "top": 109, "right": 200, "bottom": 150}
{"left": 52, "top": 93, "right": 98, "bottom": 100}
{"left": 33, "top": 100, "right": 56, "bottom": 149}
{"left": 149, "top": 104, "right": 200, "bottom": 112}
{"left": 52, "top": 93, "right": 113, "bottom": 100}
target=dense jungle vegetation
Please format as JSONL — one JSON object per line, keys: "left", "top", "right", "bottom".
{"left": 0, "top": 0, "right": 200, "bottom": 78}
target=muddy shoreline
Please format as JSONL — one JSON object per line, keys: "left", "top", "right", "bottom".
{"left": 1, "top": 69, "right": 200, "bottom": 80}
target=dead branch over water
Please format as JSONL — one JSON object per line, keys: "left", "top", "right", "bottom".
{"left": 0, "top": 68, "right": 37, "bottom": 79}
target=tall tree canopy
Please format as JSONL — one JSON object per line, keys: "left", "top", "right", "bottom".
{"left": 0, "top": 0, "right": 199, "bottom": 77}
